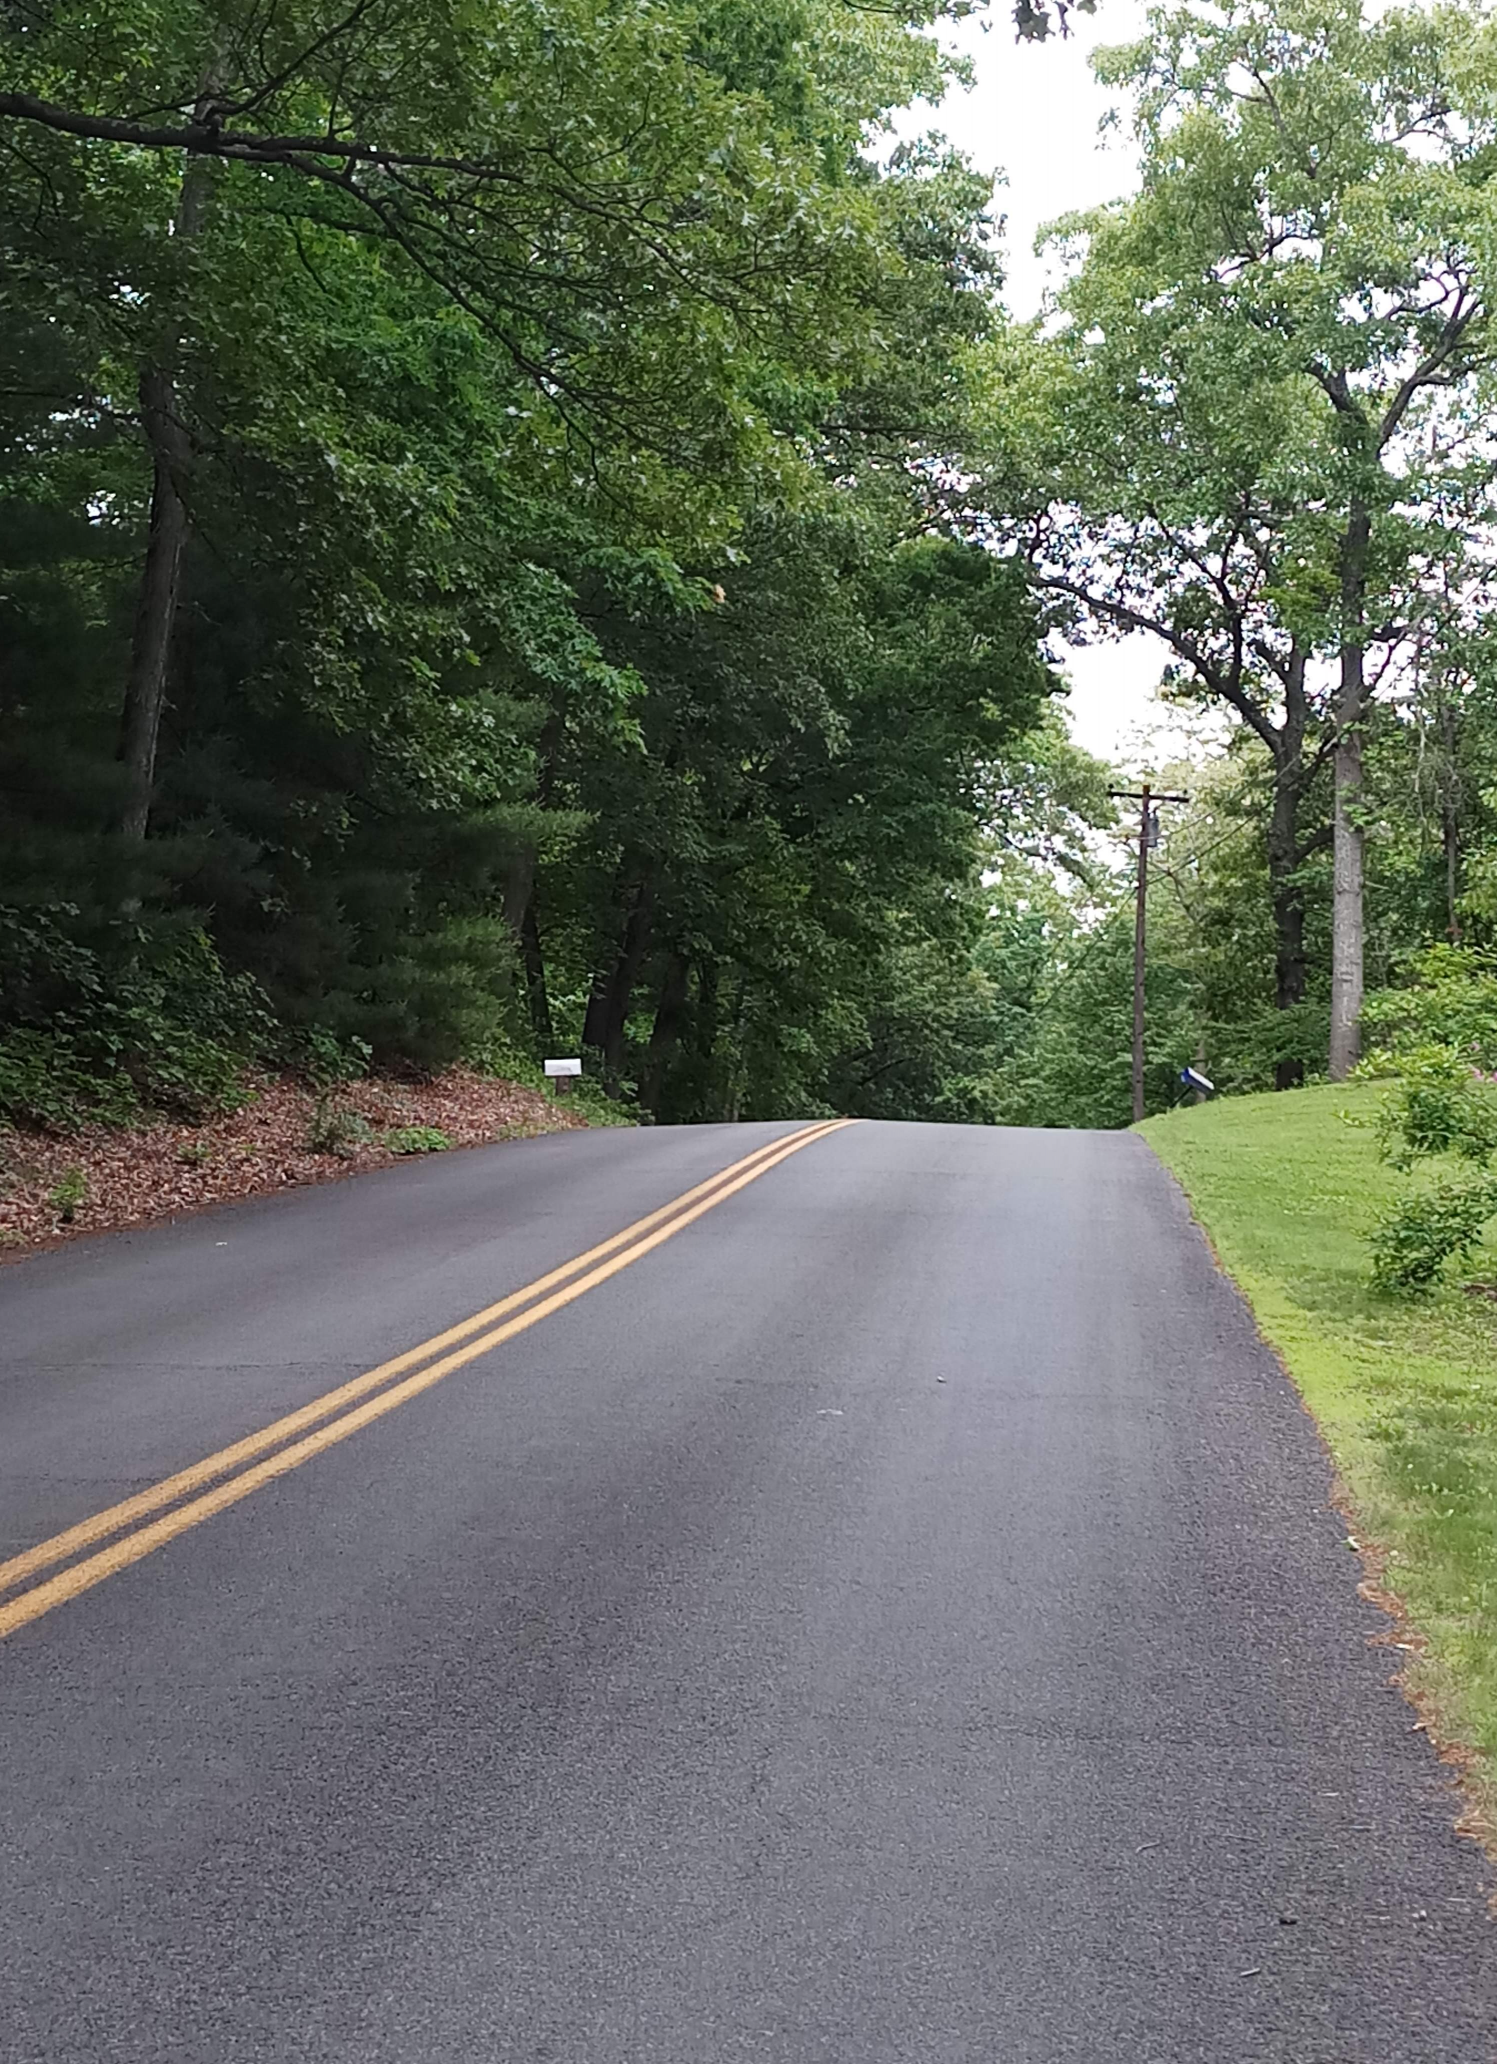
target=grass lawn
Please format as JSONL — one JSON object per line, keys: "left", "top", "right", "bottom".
{"left": 1141, "top": 1083, "right": 1497, "bottom": 1836}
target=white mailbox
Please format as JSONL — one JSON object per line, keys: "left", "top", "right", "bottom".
{"left": 544, "top": 1058, "right": 583, "bottom": 1078}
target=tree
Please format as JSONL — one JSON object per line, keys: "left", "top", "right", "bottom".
{"left": 536, "top": 505, "right": 1054, "bottom": 1118}
{"left": 974, "top": 284, "right": 1339, "bottom": 1084}
{"left": 1085, "top": 0, "right": 1497, "bottom": 1077}
{"left": 0, "top": 0, "right": 1113, "bottom": 1131}
{"left": 1, "top": 0, "right": 961, "bottom": 846}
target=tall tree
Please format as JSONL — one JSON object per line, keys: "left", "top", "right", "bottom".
{"left": 1086, "top": 0, "right": 1497, "bottom": 1076}
{"left": 1, "top": 0, "right": 959, "bottom": 844}
{"left": 975, "top": 296, "right": 1338, "bottom": 1083}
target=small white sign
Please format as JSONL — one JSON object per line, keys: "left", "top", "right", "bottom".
{"left": 544, "top": 1058, "right": 583, "bottom": 1078}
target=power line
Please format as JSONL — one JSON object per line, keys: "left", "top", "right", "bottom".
{"left": 1023, "top": 808, "right": 1252, "bottom": 1017}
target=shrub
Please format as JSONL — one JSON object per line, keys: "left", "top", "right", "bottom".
{"left": 1371, "top": 1173, "right": 1497, "bottom": 1294}
{"left": 465, "top": 1035, "right": 548, "bottom": 1093}
{"left": 384, "top": 1125, "right": 451, "bottom": 1154}
{"left": 1363, "top": 947, "right": 1497, "bottom": 1072}
{"left": 307, "top": 1098, "right": 375, "bottom": 1157}
{"left": 1368, "top": 1044, "right": 1497, "bottom": 1169}
{"left": 1363, "top": 1020, "right": 1497, "bottom": 1294}
{"left": 567, "top": 1075, "right": 637, "bottom": 1126}
{"left": 49, "top": 1166, "right": 88, "bottom": 1224}
{"left": 0, "top": 908, "right": 273, "bottom": 1127}
{"left": 295, "top": 1026, "right": 373, "bottom": 1091}
{"left": 93, "top": 929, "right": 273, "bottom": 1116}
{"left": 0, "top": 1028, "right": 139, "bottom": 1131}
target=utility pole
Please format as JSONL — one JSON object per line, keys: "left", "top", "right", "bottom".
{"left": 1109, "top": 784, "right": 1189, "bottom": 1122}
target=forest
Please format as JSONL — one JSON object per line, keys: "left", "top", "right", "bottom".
{"left": 6, "top": 0, "right": 1497, "bottom": 1136}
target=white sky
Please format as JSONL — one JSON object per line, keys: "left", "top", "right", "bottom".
{"left": 907, "top": 1, "right": 1210, "bottom": 770}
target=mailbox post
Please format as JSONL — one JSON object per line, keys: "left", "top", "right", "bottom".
{"left": 544, "top": 1058, "right": 582, "bottom": 1099}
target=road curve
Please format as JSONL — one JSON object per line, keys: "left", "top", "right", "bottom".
{"left": 1, "top": 1118, "right": 1493, "bottom": 2061}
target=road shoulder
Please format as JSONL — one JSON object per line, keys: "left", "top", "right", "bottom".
{"left": 1142, "top": 1085, "right": 1497, "bottom": 1861}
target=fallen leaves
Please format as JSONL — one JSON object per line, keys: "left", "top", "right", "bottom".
{"left": 0, "top": 1068, "right": 587, "bottom": 1259}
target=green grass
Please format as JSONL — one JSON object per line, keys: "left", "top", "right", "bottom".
{"left": 1141, "top": 1084, "right": 1497, "bottom": 1830}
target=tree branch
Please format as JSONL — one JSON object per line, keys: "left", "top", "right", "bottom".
{"left": 1030, "top": 568, "right": 1283, "bottom": 753}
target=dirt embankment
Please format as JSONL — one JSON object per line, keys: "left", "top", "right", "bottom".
{"left": 0, "top": 1069, "right": 586, "bottom": 1258}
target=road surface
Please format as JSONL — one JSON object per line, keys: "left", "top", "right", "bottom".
{"left": 1, "top": 1119, "right": 1494, "bottom": 2061}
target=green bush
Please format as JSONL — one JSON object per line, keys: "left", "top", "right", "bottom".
{"left": 466, "top": 1035, "right": 548, "bottom": 1093}
{"left": 1363, "top": 1015, "right": 1497, "bottom": 1293}
{"left": 0, "top": 1029, "right": 140, "bottom": 1131}
{"left": 384, "top": 1125, "right": 451, "bottom": 1154}
{"left": 0, "top": 908, "right": 273, "bottom": 1127}
{"left": 306, "top": 1098, "right": 375, "bottom": 1157}
{"left": 294, "top": 1026, "right": 373, "bottom": 1091}
{"left": 49, "top": 1165, "right": 88, "bottom": 1225}
{"left": 94, "top": 930, "right": 273, "bottom": 1116}
{"left": 567, "top": 1075, "right": 638, "bottom": 1127}
{"left": 1367, "top": 1043, "right": 1497, "bottom": 1169}
{"left": 1363, "top": 947, "right": 1497, "bottom": 1072}
{"left": 1370, "top": 1172, "right": 1497, "bottom": 1293}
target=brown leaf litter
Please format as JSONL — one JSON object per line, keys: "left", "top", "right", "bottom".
{"left": 0, "top": 1068, "right": 587, "bottom": 1260}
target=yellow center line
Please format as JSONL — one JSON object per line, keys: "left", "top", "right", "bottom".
{"left": 0, "top": 1119, "right": 853, "bottom": 1640}
{"left": 0, "top": 1119, "right": 843, "bottom": 1598}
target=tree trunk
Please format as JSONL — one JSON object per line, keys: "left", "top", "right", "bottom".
{"left": 502, "top": 846, "right": 534, "bottom": 942}
{"left": 1270, "top": 867, "right": 1307, "bottom": 1090}
{"left": 1268, "top": 643, "right": 1309, "bottom": 1090}
{"left": 581, "top": 950, "right": 610, "bottom": 1059}
{"left": 1329, "top": 507, "right": 1370, "bottom": 1081}
{"left": 115, "top": 137, "right": 215, "bottom": 845}
{"left": 504, "top": 706, "right": 566, "bottom": 1052}
{"left": 692, "top": 958, "right": 720, "bottom": 1117}
{"left": 520, "top": 902, "right": 555, "bottom": 1053}
{"left": 502, "top": 843, "right": 555, "bottom": 1049}
{"left": 640, "top": 952, "right": 690, "bottom": 1117}
{"left": 722, "top": 970, "right": 748, "bottom": 1122}
{"left": 118, "top": 367, "right": 193, "bottom": 842}
{"left": 1440, "top": 693, "right": 1462, "bottom": 944}
{"left": 1329, "top": 715, "right": 1365, "bottom": 1079}
{"left": 583, "top": 875, "right": 653, "bottom": 1086}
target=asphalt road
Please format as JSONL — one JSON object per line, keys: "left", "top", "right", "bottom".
{"left": 2, "top": 1118, "right": 1494, "bottom": 2062}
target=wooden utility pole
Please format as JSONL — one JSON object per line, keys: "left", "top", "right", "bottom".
{"left": 1109, "top": 785, "right": 1189, "bottom": 1122}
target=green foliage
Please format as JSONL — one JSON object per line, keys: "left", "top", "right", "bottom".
{"left": 1365, "top": 1044, "right": 1497, "bottom": 1170}
{"left": 1370, "top": 1172, "right": 1497, "bottom": 1294}
{"left": 85, "top": 936, "right": 266, "bottom": 1119}
{"left": 0, "top": 0, "right": 1053, "bottom": 1133}
{"left": 383, "top": 1125, "right": 451, "bottom": 1155}
{"left": 1359, "top": 973, "right": 1497, "bottom": 1290}
{"left": 306, "top": 1099, "right": 375, "bottom": 1158}
{"left": 28, "top": 0, "right": 1497, "bottom": 1156}
{"left": 565, "top": 1078, "right": 638, "bottom": 1128}
{"left": 537, "top": 507, "right": 1055, "bottom": 1123}
{"left": 975, "top": 0, "right": 1497, "bottom": 1097}
{"left": 0, "top": 1030, "right": 140, "bottom": 1134}
{"left": 0, "top": 0, "right": 954, "bottom": 504}
{"left": 0, "top": 913, "right": 267, "bottom": 1128}
{"left": 295, "top": 1029, "right": 374, "bottom": 1093}
{"left": 1364, "top": 950, "right": 1497, "bottom": 1075}
{"left": 982, "top": 748, "right": 1333, "bottom": 1127}
{"left": 49, "top": 1166, "right": 88, "bottom": 1224}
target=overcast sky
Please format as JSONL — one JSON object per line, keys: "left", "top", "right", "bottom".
{"left": 903, "top": 3, "right": 1223, "bottom": 769}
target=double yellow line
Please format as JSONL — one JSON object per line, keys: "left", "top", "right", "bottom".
{"left": 0, "top": 1118, "right": 852, "bottom": 1642}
